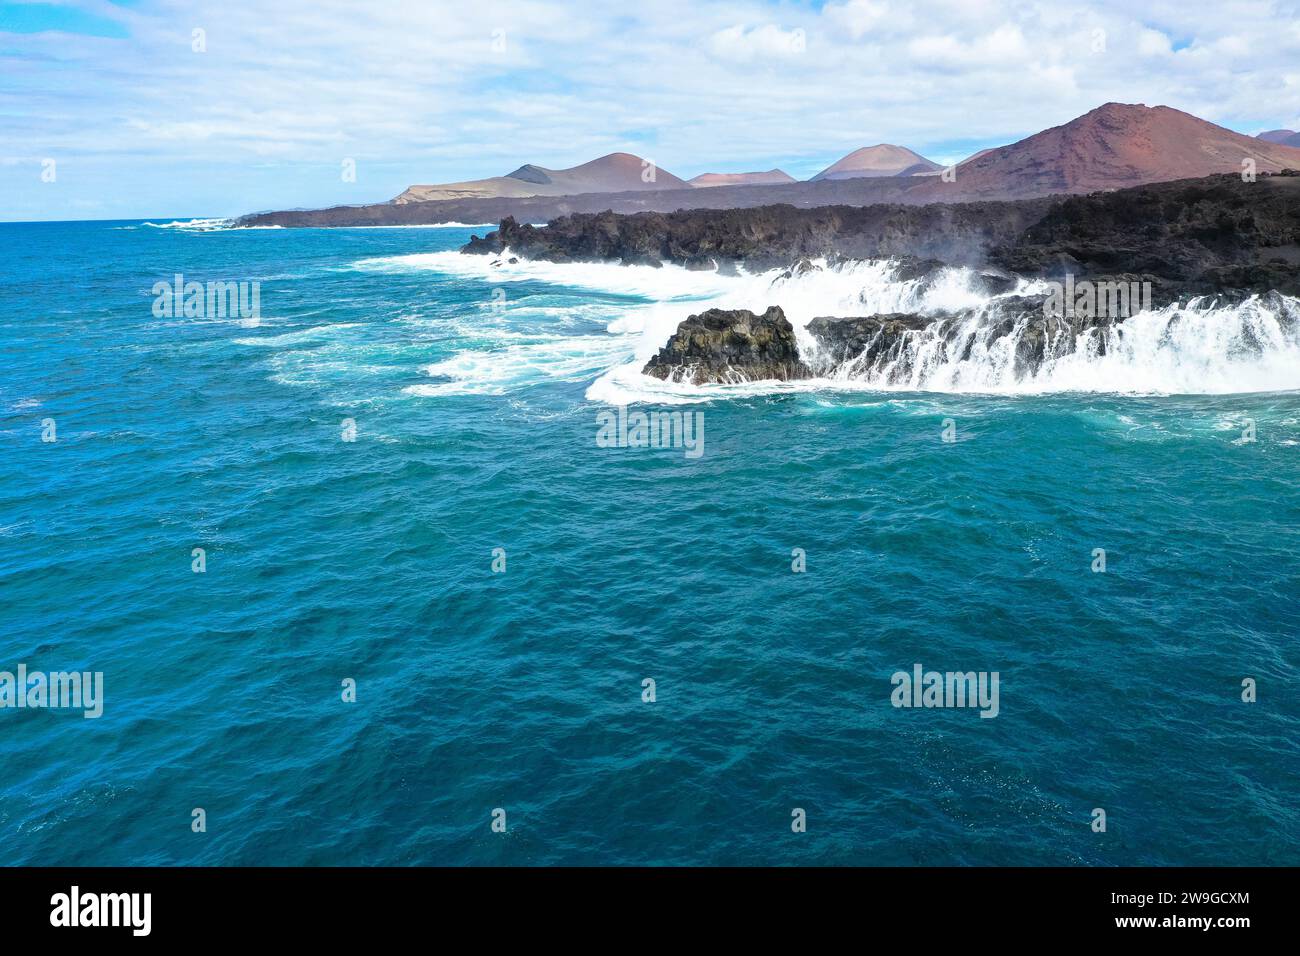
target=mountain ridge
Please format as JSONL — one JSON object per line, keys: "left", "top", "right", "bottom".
{"left": 393, "top": 152, "right": 689, "bottom": 203}
{"left": 239, "top": 103, "right": 1300, "bottom": 226}
{"left": 689, "top": 169, "right": 797, "bottom": 188}
{"left": 906, "top": 102, "right": 1300, "bottom": 200}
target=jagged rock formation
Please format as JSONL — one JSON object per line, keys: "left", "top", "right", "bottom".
{"left": 803, "top": 299, "right": 1118, "bottom": 384}
{"left": 642, "top": 289, "right": 1300, "bottom": 387}
{"left": 806, "top": 313, "right": 937, "bottom": 370}
{"left": 641, "top": 307, "right": 810, "bottom": 384}
{"left": 989, "top": 172, "right": 1300, "bottom": 301}
{"left": 468, "top": 172, "right": 1300, "bottom": 304}
{"left": 462, "top": 198, "right": 1053, "bottom": 271}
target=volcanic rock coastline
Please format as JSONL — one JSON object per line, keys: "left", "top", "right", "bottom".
{"left": 466, "top": 172, "right": 1300, "bottom": 386}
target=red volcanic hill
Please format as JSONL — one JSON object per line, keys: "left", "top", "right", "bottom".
{"left": 689, "top": 169, "right": 797, "bottom": 187}
{"left": 913, "top": 103, "right": 1300, "bottom": 200}
{"left": 241, "top": 103, "right": 1300, "bottom": 225}
{"left": 394, "top": 152, "right": 689, "bottom": 203}
{"left": 811, "top": 144, "right": 941, "bottom": 179}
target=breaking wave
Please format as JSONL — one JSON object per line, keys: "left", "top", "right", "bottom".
{"left": 138, "top": 218, "right": 283, "bottom": 231}
{"left": 373, "top": 249, "right": 1300, "bottom": 403}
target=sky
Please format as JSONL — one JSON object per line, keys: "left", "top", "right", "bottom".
{"left": 3, "top": 0, "right": 1300, "bottom": 221}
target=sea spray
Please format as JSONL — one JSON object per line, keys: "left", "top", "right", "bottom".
{"left": 368, "top": 249, "right": 1300, "bottom": 400}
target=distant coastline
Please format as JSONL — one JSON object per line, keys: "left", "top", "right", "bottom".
{"left": 237, "top": 103, "right": 1300, "bottom": 229}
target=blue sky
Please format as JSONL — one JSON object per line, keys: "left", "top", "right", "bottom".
{"left": 1, "top": 1, "right": 129, "bottom": 37}
{"left": 3, "top": 0, "right": 1300, "bottom": 220}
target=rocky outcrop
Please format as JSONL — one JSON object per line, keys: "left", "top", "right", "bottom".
{"left": 805, "top": 313, "right": 937, "bottom": 373}
{"left": 989, "top": 173, "right": 1300, "bottom": 302}
{"left": 641, "top": 307, "right": 810, "bottom": 384}
{"left": 465, "top": 172, "right": 1300, "bottom": 304}
{"left": 803, "top": 298, "right": 1117, "bottom": 383}
{"left": 463, "top": 199, "right": 1053, "bottom": 271}
{"left": 645, "top": 286, "right": 1299, "bottom": 388}
{"left": 650, "top": 285, "right": 1252, "bottom": 386}
{"left": 458, "top": 171, "right": 1300, "bottom": 389}
{"left": 639, "top": 302, "right": 1084, "bottom": 386}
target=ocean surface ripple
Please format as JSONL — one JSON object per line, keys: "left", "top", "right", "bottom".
{"left": 1, "top": 220, "right": 1297, "bottom": 865}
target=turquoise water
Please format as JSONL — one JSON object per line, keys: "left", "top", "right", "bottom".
{"left": 2, "top": 219, "right": 1297, "bottom": 865}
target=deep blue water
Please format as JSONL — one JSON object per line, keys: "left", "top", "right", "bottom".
{"left": 2, "top": 219, "right": 1297, "bottom": 865}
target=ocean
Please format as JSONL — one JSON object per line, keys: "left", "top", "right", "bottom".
{"left": 1, "top": 218, "right": 1297, "bottom": 865}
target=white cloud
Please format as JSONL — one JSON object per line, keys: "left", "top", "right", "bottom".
{"left": 5, "top": 0, "right": 1300, "bottom": 218}
{"left": 1212, "top": 35, "right": 1251, "bottom": 56}
{"left": 708, "top": 24, "right": 808, "bottom": 61}
{"left": 1137, "top": 28, "right": 1173, "bottom": 56}
{"left": 824, "top": 0, "right": 890, "bottom": 41}
{"left": 908, "top": 24, "right": 1028, "bottom": 66}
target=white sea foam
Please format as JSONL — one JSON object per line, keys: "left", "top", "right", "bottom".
{"left": 352, "top": 248, "right": 742, "bottom": 300}
{"left": 140, "top": 218, "right": 283, "bottom": 231}
{"left": 405, "top": 334, "right": 630, "bottom": 396}
{"left": 366, "top": 249, "right": 1300, "bottom": 402}
{"left": 140, "top": 218, "right": 229, "bottom": 230}
{"left": 232, "top": 323, "right": 363, "bottom": 347}
{"left": 1005, "top": 297, "right": 1300, "bottom": 396}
